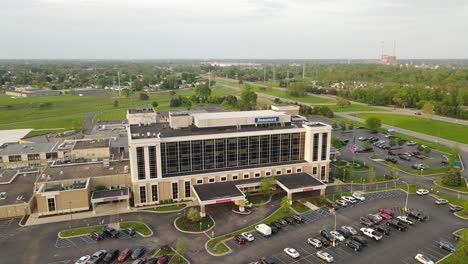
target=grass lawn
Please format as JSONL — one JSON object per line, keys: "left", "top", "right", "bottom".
{"left": 382, "top": 161, "right": 448, "bottom": 175}
{"left": 436, "top": 193, "right": 468, "bottom": 218}
{"left": 301, "top": 196, "right": 329, "bottom": 207}
{"left": 169, "top": 255, "right": 188, "bottom": 264}
{"left": 291, "top": 201, "right": 311, "bottom": 213}
{"left": 0, "top": 116, "right": 85, "bottom": 131}
{"left": 147, "top": 204, "right": 186, "bottom": 212}
{"left": 175, "top": 215, "right": 214, "bottom": 232}
{"left": 24, "top": 128, "right": 68, "bottom": 138}
{"left": 439, "top": 229, "right": 467, "bottom": 264}
{"left": 119, "top": 221, "right": 152, "bottom": 236}
{"left": 155, "top": 247, "right": 175, "bottom": 256}
{"left": 59, "top": 225, "right": 102, "bottom": 238}
{"left": 354, "top": 113, "right": 468, "bottom": 144}
{"left": 94, "top": 110, "right": 127, "bottom": 121}
{"left": 326, "top": 104, "right": 385, "bottom": 112}
{"left": 247, "top": 194, "right": 270, "bottom": 204}
{"left": 343, "top": 175, "right": 389, "bottom": 183}
{"left": 434, "top": 178, "right": 468, "bottom": 193}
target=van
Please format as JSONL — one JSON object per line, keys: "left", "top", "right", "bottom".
{"left": 255, "top": 224, "right": 272, "bottom": 237}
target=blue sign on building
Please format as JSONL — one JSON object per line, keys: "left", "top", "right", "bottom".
{"left": 255, "top": 117, "right": 279, "bottom": 123}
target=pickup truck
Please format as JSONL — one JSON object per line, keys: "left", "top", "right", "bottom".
{"left": 360, "top": 228, "right": 383, "bottom": 241}
{"left": 386, "top": 219, "right": 407, "bottom": 231}
{"left": 407, "top": 210, "right": 428, "bottom": 222}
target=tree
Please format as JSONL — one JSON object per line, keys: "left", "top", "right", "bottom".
{"left": 449, "top": 144, "right": 461, "bottom": 163}
{"left": 281, "top": 196, "right": 291, "bottom": 212}
{"left": 187, "top": 207, "right": 201, "bottom": 222}
{"left": 175, "top": 237, "right": 186, "bottom": 264}
{"left": 331, "top": 137, "right": 342, "bottom": 149}
{"left": 336, "top": 98, "right": 351, "bottom": 108}
{"left": 442, "top": 166, "right": 462, "bottom": 187}
{"left": 195, "top": 84, "right": 211, "bottom": 103}
{"left": 152, "top": 101, "right": 159, "bottom": 108}
{"left": 239, "top": 87, "right": 257, "bottom": 110}
{"left": 113, "top": 100, "right": 119, "bottom": 108}
{"left": 340, "top": 121, "right": 346, "bottom": 132}
{"left": 389, "top": 138, "right": 397, "bottom": 147}
{"left": 397, "top": 138, "right": 405, "bottom": 147}
{"left": 368, "top": 165, "right": 376, "bottom": 183}
{"left": 348, "top": 123, "right": 354, "bottom": 130}
{"left": 319, "top": 106, "right": 334, "bottom": 118}
{"left": 121, "top": 89, "right": 130, "bottom": 97}
{"left": 332, "top": 122, "right": 338, "bottom": 130}
{"left": 363, "top": 142, "right": 373, "bottom": 151}
{"left": 259, "top": 177, "right": 275, "bottom": 196}
{"left": 139, "top": 93, "right": 149, "bottom": 100}
{"left": 287, "top": 82, "right": 307, "bottom": 97}
{"left": 421, "top": 101, "right": 435, "bottom": 119}
{"left": 365, "top": 117, "right": 381, "bottom": 132}
{"left": 162, "top": 75, "right": 178, "bottom": 89}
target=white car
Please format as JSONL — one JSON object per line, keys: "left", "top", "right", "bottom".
{"left": 307, "top": 238, "right": 322, "bottom": 248}
{"left": 330, "top": 231, "right": 345, "bottom": 242}
{"left": 416, "top": 189, "right": 429, "bottom": 195}
{"left": 341, "top": 196, "right": 357, "bottom": 204}
{"left": 336, "top": 200, "right": 348, "bottom": 207}
{"left": 352, "top": 192, "right": 365, "bottom": 201}
{"left": 435, "top": 198, "right": 449, "bottom": 205}
{"left": 360, "top": 227, "right": 383, "bottom": 241}
{"left": 397, "top": 215, "right": 414, "bottom": 225}
{"left": 358, "top": 136, "right": 367, "bottom": 141}
{"left": 407, "top": 141, "right": 417, "bottom": 146}
{"left": 415, "top": 253, "right": 434, "bottom": 264}
{"left": 284, "top": 248, "right": 300, "bottom": 259}
{"left": 341, "top": 225, "right": 358, "bottom": 235}
{"left": 316, "top": 251, "right": 334, "bottom": 263}
{"left": 241, "top": 232, "right": 254, "bottom": 242}
{"left": 75, "top": 256, "right": 91, "bottom": 264}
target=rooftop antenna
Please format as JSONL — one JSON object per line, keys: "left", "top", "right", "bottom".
{"left": 302, "top": 64, "right": 305, "bottom": 79}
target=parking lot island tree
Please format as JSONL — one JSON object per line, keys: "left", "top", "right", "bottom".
{"left": 175, "top": 237, "right": 186, "bottom": 264}
{"left": 365, "top": 117, "right": 382, "bottom": 132}
{"left": 422, "top": 101, "right": 435, "bottom": 120}
{"left": 281, "top": 196, "right": 291, "bottom": 212}
{"left": 340, "top": 121, "right": 346, "bottom": 132}
{"left": 187, "top": 207, "right": 202, "bottom": 222}
{"left": 442, "top": 165, "right": 462, "bottom": 187}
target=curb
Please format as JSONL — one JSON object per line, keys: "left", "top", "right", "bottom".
{"left": 204, "top": 238, "right": 232, "bottom": 257}
{"left": 140, "top": 205, "right": 188, "bottom": 214}
{"left": 173, "top": 215, "right": 216, "bottom": 235}
{"left": 453, "top": 212, "right": 468, "bottom": 220}
{"left": 251, "top": 194, "right": 273, "bottom": 207}
{"left": 232, "top": 209, "right": 251, "bottom": 215}
{"left": 371, "top": 158, "right": 445, "bottom": 177}
{"left": 119, "top": 222, "right": 154, "bottom": 238}
{"left": 432, "top": 180, "right": 468, "bottom": 194}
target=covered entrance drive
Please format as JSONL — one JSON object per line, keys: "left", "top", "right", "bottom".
{"left": 91, "top": 187, "right": 130, "bottom": 214}
{"left": 192, "top": 182, "right": 246, "bottom": 217}
{"left": 275, "top": 173, "right": 327, "bottom": 205}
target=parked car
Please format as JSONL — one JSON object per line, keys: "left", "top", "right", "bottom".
{"left": 341, "top": 225, "right": 358, "bottom": 235}
{"left": 241, "top": 232, "right": 254, "bottom": 242}
{"left": 330, "top": 231, "right": 345, "bottom": 242}
{"left": 415, "top": 253, "right": 434, "bottom": 264}
{"left": 399, "top": 154, "right": 411, "bottom": 161}
{"left": 340, "top": 139, "right": 349, "bottom": 145}
{"left": 375, "top": 225, "right": 391, "bottom": 235}
{"left": 413, "top": 164, "right": 426, "bottom": 170}
{"left": 283, "top": 248, "right": 300, "bottom": 259}
{"left": 337, "top": 227, "right": 352, "bottom": 238}
{"left": 307, "top": 238, "right": 322, "bottom": 248}
{"left": 449, "top": 204, "right": 464, "bottom": 212}
{"left": 124, "top": 227, "right": 136, "bottom": 236}
{"left": 103, "top": 249, "right": 119, "bottom": 263}
{"left": 90, "top": 231, "right": 104, "bottom": 241}
{"left": 270, "top": 225, "right": 279, "bottom": 234}
{"left": 368, "top": 137, "right": 379, "bottom": 143}
{"left": 397, "top": 216, "right": 414, "bottom": 225}
{"left": 441, "top": 160, "right": 449, "bottom": 165}
{"left": 378, "top": 212, "right": 393, "bottom": 220}
{"left": 407, "top": 141, "right": 417, "bottom": 146}
{"left": 317, "top": 236, "right": 330, "bottom": 247}
{"left": 344, "top": 239, "right": 362, "bottom": 251}
{"left": 320, "top": 230, "right": 334, "bottom": 242}
{"left": 131, "top": 259, "right": 145, "bottom": 264}
{"left": 315, "top": 251, "right": 334, "bottom": 263}
{"left": 270, "top": 221, "right": 282, "bottom": 230}
{"left": 359, "top": 217, "right": 374, "bottom": 227}
{"left": 352, "top": 192, "right": 366, "bottom": 201}
{"left": 360, "top": 228, "right": 383, "bottom": 241}
{"left": 146, "top": 258, "right": 158, "bottom": 264}
{"left": 328, "top": 202, "right": 339, "bottom": 210}
{"left": 104, "top": 227, "right": 120, "bottom": 238}
{"left": 366, "top": 214, "right": 383, "bottom": 224}
{"left": 75, "top": 256, "right": 90, "bottom": 264}
{"left": 284, "top": 217, "right": 297, "bottom": 225}
{"left": 292, "top": 215, "right": 305, "bottom": 223}
{"left": 385, "top": 156, "right": 398, "bottom": 164}
{"left": 255, "top": 224, "right": 272, "bottom": 236}
{"left": 415, "top": 112, "right": 422, "bottom": 115}
{"left": 118, "top": 248, "right": 132, "bottom": 262}
{"left": 352, "top": 236, "right": 368, "bottom": 246}
{"left": 358, "top": 137, "right": 367, "bottom": 141}
{"left": 234, "top": 235, "right": 246, "bottom": 245}
{"left": 157, "top": 255, "right": 169, "bottom": 264}
{"left": 131, "top": 246, "right": 145, "bottom": 260}
{"left": 278, "top": 219, "right": 288, "bottom": 226}
{"left": 341, "top": 196, "right": 357, "bottom": 204}
{"left": 386, "top": 219, "right": 407, "bottom": 231}
{"left": 416, "top": 189, "right": 429, "bottom": 195}
{"left": 378, "top": 208, "right": 394, "bottom": 217}
{"left": 435, "top": 198, "right": 449, "bottom": 205}
{"left": 336, "top": 200, "right": 348, "bottom": 207}
{"left": 89, "top": 250, "right": 107, "bottom": 264}
{"left": 439, "top": 240, "right": 456, "bottom": 252}
{"left": 261, "top": 256, "right": 276, "bottom": 264}
{"left": 387, "top": 150, "right": 396, "bottom": 156}
{"left": 407, "top": 210, "right": 428, "bottom": 222}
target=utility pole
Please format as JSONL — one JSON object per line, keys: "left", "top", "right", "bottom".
{"left": 302, "top": 64, "right": 305, "bottom": 79}
{"left": 208, "top": 69, "right": 211, "bottom": 88}
{"left": 118, "top": 71, "right": 121, "bottom": 97}
{"left": 273, "top": 68, "right": 276, "bottom": 82}
{"left": 286, "top": 69, "right": 289, "bottom": 80}
{"left": 263, "top": 67, "right": 266, "bottom": 83}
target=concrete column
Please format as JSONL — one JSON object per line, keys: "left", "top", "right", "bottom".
{"left": 200, "top": 204, "right": 206, "bottom": 217}
{"left": 320, "top": 188, "right": 325, "bottom": 196}
{"left": 238, "top": 200, "right": 245, "bottom": 212}
{"left": 287, "top": 192, "right": 293, "bottom": 205}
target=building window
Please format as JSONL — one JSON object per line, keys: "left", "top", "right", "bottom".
{"left": 232, "top": 175, "right": 238, "bottom": 180}
{"left": 313, "top": 167, "right": 317, "bottom": 175}
{"left": 321, "top": 133, "right": 328, "bottom": 161}
{"left": 46, "top": 152, "right": 58, "bottom": 159}
{"left": 243, "top": 173, "right": 250, "bottom": 179}
{"left": 136, "top": 147, "right": 145, "bottom": 180}
{"left": 151, "top": 185, "right": 158, "bottom": 202}
{"left": 148, "top": 146, "right": 157, "bottom": 178}
{"left": 179, "top": 141, "right": 191, "bottom": 172}
{"left": 276, "top": 170, "right": 282, "bottom": 175}
{"left": 139, "top": 186, "right": 147, "bottom": 203}
{"left": 265, "top": 171, "right": 271, "bottom": 176}
{"left": 8, "top": 155, "right": 21, "bottom": 162}
{"left": 296, "top": 168, "right": 302, "bottom": 173}
{"left": 286, "top": 169, "right": 292, "bottom": 174}
{"left": 220, "top": 176, "right": 227, "bottom": 182}
{"left": 196, "top": 179, "right": 203, "bottom": 184}
{"left": 312, "top": 133, "right": 319, "bottom": 162}
{"left": 47, "top": 198, "right": 55, "bottom": 212}
{"left": 254, "top": 173, "right": 260, "bottom": 178}
{"left": 184, "top": 181, "right": 191, "bottom": 198}
{"left": 27, "top": 154, "right": 40, "bottom": 160}
{"left": 172, "top": 182, "right": 178, "bottom": 200}
{"left": 209, "top": 178, "right": 215, "bottom": 183}
{"left": 321, "top": 166, "right": 326, "bottom": 180}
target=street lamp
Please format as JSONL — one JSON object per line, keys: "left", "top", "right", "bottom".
{"left": 402, "top": 181, "right": 409, "bottom": 212}
{"left": 420, "top": 168, "right": 423, "bottom": 176}
{"left": 351, "top": 181, "right": 353, "bottom": 193}
{"left": 330, "top": 208, "right": 337, "bottom": 247}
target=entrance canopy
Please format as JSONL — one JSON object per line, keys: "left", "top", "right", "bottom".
{"left": 275, "top": 173, "right": 326, "bottom": 194}
{"left": 192, "top": 182, "right": 245, "bottom": 205}
{"left": 91, "top": 187, "right": 130, "bottom": 204}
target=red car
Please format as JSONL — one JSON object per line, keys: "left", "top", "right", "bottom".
{"left": 378, "top": 209, "right": 394, "bottom": 217}
{"left": 366, "top": 214, "right": 383, "bottom": 224}
{"left": 378, "top": 212, "right": 393, "bottom": 220}
{"left": 234, "top": 235, "right": 246, "bottom": 245}
{"left": 157, "top": 255, "right": 169, "bottom": 264}
{"left": 328, "top": 203, "right": 338, "bottom": 210}
{"left": 118, "top": 248, "right": 132, "bottom": 262}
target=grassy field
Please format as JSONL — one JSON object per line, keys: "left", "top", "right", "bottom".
{"left": 1, "top": 116, "right": 86, "bottom": 131}
{"left": 326, "top": 104, "right": 385, "bottom": 112}
{"left": 119, "top": 221, "right": 152, "bottom": 236}
{"left": 59, "top": 225, "right": 102, "bottom": 238}
{"left": 434, "top": 178, "right": 468, "bottom": 193}
{"left": 291, "top": 201, "right": 311, "bottom": 213}
{"left": 354, "top": 113, "right": 468, "bottom": 144}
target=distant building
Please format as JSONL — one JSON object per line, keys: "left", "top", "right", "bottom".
{"left": 6, "top": 86, "right": 61, "bottom": 97}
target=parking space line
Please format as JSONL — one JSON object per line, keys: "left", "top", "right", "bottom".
{"left": 423, "top": 246, "right": 446, "bottom": 258}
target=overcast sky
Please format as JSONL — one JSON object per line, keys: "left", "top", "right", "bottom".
{"left": 1, "top": 0, "right": 467, "bottom": 59}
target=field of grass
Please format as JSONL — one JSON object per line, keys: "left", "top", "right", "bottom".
{"left": 94, "top": 111, "right": 127, "bottom": 122}
{"left": 434, "top": 178, "right": 468, "bottom": 193}
{"left": 119, "top": 221, "right": 152, "bottom": 236}
{"left": 291, "top": 201, "right": 310, "bottom": 213}
{"left": 1, "top": 116, "right": 86, "bottom": 131}
{"left": 326, "top": 104, "right": 385, "bottom": 112}
{"left": 59, "top": 225, "right": 102, "bottom": 238}
{"left": 354, "top": 113, "right": 468, "bottom": 144}
{"left": 247, "top": 194, "right": 270, "bottom": 205}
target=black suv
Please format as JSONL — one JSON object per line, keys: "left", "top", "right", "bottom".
{"left": 385, "top": 156, "right": 398, "bottom": 164}
{"left": 104, "top": 227, "right": 120, "bottom": 238}
{"left": 337, "top": 227, "right": 352, "bottom": 238}
{"left": 320, "top": 230, "right": 334, "bottom": 242}
{"left": 386, "top": 219, "right": 407, "bottom": 231}
{"left": 90, "top": 231, "right": 104, "bottom": 241}
{"left": 261, "top": 256, "right": 275, "bottom": 264}
{"left": 270, "top": 221, "right": 282, "bottom": 230}
{"left": 375, "top": 225, "right": 391, "bottom": 235}
{"left": 352, "top": 236, "right": 368, "bottom": 246}
{"left": 292, "top": 215, "right": 304, "bottom": 223}
{"left": 345, "top": 240, "right": 362, "bottom": 251}
{"left": 317, "top": 236, "right": 330, "bottom": 247}
{"left": 103, "top": 249, "right": 119, "bottom": 263}
{"left": 284, "top": 217, "right": 296, "bottom": 225}
{"left": 359, "top": 216, "right": 374, "bottom": 227}
{"left": 407, "top": 210, "right": 428, "bottom": 222}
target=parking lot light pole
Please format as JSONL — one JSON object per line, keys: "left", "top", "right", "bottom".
{"left": 329, "top": 208, "right": 337, "bottom": 247}
{"left": 402, "top": 181, "right": 409, "bottom": 212}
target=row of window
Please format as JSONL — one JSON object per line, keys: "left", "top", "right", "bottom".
{"left": 3, "top": 152, "right": 58, "bottom": 162}
{"left": 138, "top": 181, "right": 192, "bottom": 204}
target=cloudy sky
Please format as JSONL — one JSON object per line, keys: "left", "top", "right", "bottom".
{"left": 1, "top": 0, "right": 467, "bottom": 59}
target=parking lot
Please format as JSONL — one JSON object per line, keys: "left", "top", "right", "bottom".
{"left": 220, "top": 190, "right": 465, "bottom": 264}
{"left": 336, "top": 128, "right": 448, "bottom": 171}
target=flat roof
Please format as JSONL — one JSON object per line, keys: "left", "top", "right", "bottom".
{"left": 39, "top": 160, "right": 129, "bottom": 182}
{"left": 0, "top": 142, "right": 58, "bottom": 156}
{"left": 0, "top": 129, "right": 33, "bottom": 146}
{"left": 128, "top": 107, "right": 155, "bottom": 114}
{"left": 0, "top": 171, "right": 38, "bottom": 206}
{"left": 73, "top": 139, "right": 110, "bottom": 150}
{"left": 275, "top": 172, "right": 326, "bottom": 190}
{"left": 193, "top": 181, "right": 244, "bottom": 202}
{"left": 91, "top": 188, "right": 129, "bottom": 199}
{"left": 191, "top": 110, "right": 286, "bottom": 120}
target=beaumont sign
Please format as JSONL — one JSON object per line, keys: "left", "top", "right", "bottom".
{"left": 255, "top": 117, "right": 279, "bottom": 123}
